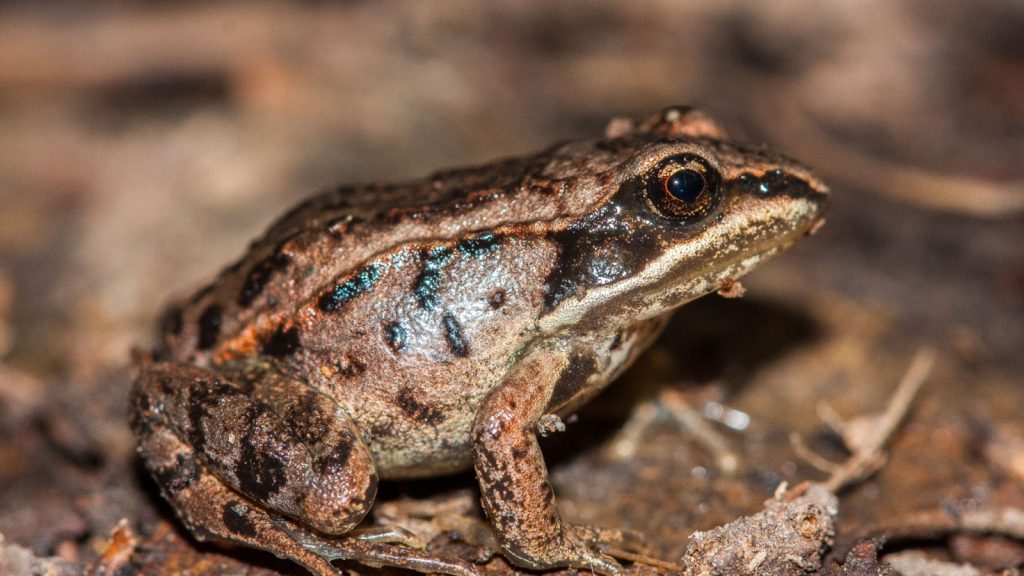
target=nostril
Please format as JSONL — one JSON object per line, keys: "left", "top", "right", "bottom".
{"left": 736, "top": 170, "right": 823, "bottom": 200}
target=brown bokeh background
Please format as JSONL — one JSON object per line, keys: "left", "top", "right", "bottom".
{"left": 0, "top": 2, "right": 1022, "bottom": 574}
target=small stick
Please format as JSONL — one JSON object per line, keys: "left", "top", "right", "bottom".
{"left": 609, "top": 387, "right": 740, "bottom": 475}
{"left": 790, "top": 347, "right": 936, "bottom": 492}
{"left": 602, "top": 546, "right": 685, "bottom": 574}
{"left": 862, "top": 505, "right": 1024, "bottom": 543}
{"left": 826, "top": 347, "right": 936, "bottom": 492}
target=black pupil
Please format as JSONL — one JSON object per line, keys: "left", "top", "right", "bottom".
{"left": 665, "top": 169, "right": 705, "bottom": 203}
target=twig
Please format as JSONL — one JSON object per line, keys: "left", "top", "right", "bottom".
{"left": 609, "top": 387, "right": 740, "bottom": 475}
{"left": 789, "top": 432, "right": 841, "bottom": 474}
{"left": 602, "top": 547, "right": 685, "bottom": 574}
{"left": 862, "top": 506, "right": 1024, "bottom": 543}
{"left": 791, "top": 347, "right": 936, "bottom": 492}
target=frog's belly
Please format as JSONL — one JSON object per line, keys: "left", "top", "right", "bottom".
{"left": 371, "top": 429, "right": 475, "bottom": 479}
{"left": 329, "top": 371, "right": 494, "bottom": 480}
{"left": 324, "top": 314, "right": 672, "bottom": 480}
{"left": 350, "top": 399, "right": 480, "bottom": 479}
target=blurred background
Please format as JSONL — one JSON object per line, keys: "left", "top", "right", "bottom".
{"left": 0, "top": 1, "right": 1022, "bottom": 574}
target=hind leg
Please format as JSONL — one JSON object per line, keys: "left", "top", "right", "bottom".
{"left": 132, "top": 360, "right": 477, "bottom": 576}
{"left": 133, "top": 412, "right": 342, "bottom": 576}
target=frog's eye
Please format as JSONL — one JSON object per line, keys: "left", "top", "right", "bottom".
{"left": 645, "top": 155, "right": 719, "bottom": 220}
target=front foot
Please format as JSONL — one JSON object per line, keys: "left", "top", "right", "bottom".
{"left": 503, "top": 524, "right": 650, "bottom": 575}
{"left": 502, "top": 530, "right": 623, "bottom": 576}
{"left": 472, "top": 350, "right": 642, "bottom": 575}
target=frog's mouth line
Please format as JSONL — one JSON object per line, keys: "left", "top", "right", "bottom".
{"left": 538, "top": 193, "right": 826, "bottom": 335}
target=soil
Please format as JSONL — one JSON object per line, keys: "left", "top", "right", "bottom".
{"left": 1, "top": 2, "right": 1022, "bottom": 575}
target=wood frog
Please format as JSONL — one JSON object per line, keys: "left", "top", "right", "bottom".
{"left": 131, "top": 107, "right": 828, "bottom": 576}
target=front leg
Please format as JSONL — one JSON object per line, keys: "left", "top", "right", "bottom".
{"left": 472, "top": 349, "right": 622, "bottom": 575}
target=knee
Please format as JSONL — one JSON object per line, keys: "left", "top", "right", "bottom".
{"left": 299, "top": 442, "right": 378, "bottom": 535}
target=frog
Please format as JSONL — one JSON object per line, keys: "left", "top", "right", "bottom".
{"left": 131, "top": 106, "right": 828, "bottom": 576}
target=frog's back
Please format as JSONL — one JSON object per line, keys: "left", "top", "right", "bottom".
{"left": 157, "top": 139, "right": 636, "bottom": 367}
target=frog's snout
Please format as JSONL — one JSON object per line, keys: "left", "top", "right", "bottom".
{"left": 724, "top": 164, "right": 829, "bottom": 241}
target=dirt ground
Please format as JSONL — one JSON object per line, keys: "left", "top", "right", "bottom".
{"left": 0, "top": 2, "right": 1022, "bottom": 575}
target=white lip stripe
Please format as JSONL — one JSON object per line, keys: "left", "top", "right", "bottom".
{"left": 538, "top": 195, "right": 821, "bottom": 334}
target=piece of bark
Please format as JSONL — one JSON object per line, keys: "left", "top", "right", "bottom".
{"left": 680, "top": 482, "right": 837, "bottom": 575}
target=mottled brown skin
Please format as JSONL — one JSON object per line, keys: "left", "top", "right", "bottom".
{"left": 131, "top": 107, "right": 828, "bottom": 576}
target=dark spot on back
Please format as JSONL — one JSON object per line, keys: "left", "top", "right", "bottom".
{"left": 239, "top": 252, "right": 291, "bottom": 306}
{"left": 222, "top": 502, "right": 258, "bottom": 538}
{"left": 414, "top": 246, "right": 453, "bottom": 310}
{"left": 488, "top": 289, "right": 507, "bottom": 310}
{"left": 262, "top": 325, "right": 301, "bottom": 357}
{"left": 384, "top": 321, "right": 407, "bottom": 351}
{"left": 457, "top": 232, "right": 502, "bottom": 258}
{"left": 395, "top": 386, "right": 446, "bottom": 425}
{"left": 197, "top": 304, "right": 223, "bottom": 350}
{"left": 319, "top": 263, "right": 383, "bottom": 312}
{"left": 442, "top": 312, "right": 470, "bottom": 357}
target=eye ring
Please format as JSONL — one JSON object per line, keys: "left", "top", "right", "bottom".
{"left": 644, "top": 154, "right": 720, "bottom": 220}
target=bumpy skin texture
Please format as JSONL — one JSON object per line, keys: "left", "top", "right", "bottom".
{"left": 131, "top": 107, "right": 828, "bottom": 576}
